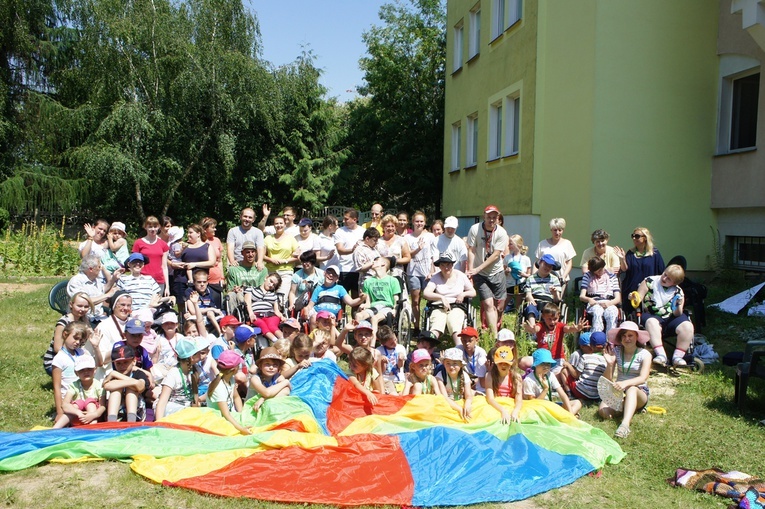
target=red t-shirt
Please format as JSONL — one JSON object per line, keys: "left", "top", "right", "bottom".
{"left": 132, "top": 237, "right": 170, "bottom": 284}
{"left": 535, "top": 322, "right": 565, "bottom": 360}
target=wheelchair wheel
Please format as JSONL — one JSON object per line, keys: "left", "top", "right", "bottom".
{"left": 397, "top": 308, "right": 412, "bottom": 353}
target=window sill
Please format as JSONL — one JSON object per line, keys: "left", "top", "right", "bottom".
{"left": 449, "top": 167, "right": 461, "bottom": 173}
{"left": 714, "top": 147, "right": 756, "bottom": 157}
{"left": 465, "top": 163, "right": 478, "bottom": 170}
{"left": 486, "top": 156, "right": 501, "bottom": 163}
{"left": 467, "top": 53, "right": 479, "bottom": 64}
{"left": 452, "top": 66, "right": 463, "bottom": 76}
{"left": 490, "top": 33, "right": 503, "bottom": 45}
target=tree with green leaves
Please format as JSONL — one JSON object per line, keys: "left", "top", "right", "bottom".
{"left": 334, "top": 0, "right": 445, "bottom": 217}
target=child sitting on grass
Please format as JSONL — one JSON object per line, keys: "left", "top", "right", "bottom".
{"left": 207, "top": 351, "right": 251, "bottom": 435}
{"left": 485, "top": 346, "right": 523, "bottom": 424}
{"left": 103, "top": 343, "right": 149, "bottom": 422}
{"left": 52, "top": 322, "right": 103, "bottom": 423}
{"left": 311, "top": 329, "right": 337, "bottom": 362}
{"left": 250, "top": 347, "right": 291, "bottom": 412}
{"left": 437, "top": 347, "right": 473, "bottom": 421}
{"left": 565, "top": 331, "right": 608, "bottom": 402}
{"left": 348, "top": 346, "right": 383, "bottom": 406}
{"left": 153, "top": 338, "right": 202, "bottom": 419}
{"left": 402, "top": 348, "right": 443, "bottom": 396}
{"left": 523, "top": 348, "right": 581, "bottom": 416}
{"left": 282, "top": 333, "right": 314, "bottom": 379}
{"left": 376, "top": 325, "right": 406, "bottom": 394}
{"left": 53, "top": 354, "right": 106, "bottom": 428}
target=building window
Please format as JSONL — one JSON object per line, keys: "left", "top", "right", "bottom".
{"left": 451, "top": 122, "right": 462, "bottom": 171}
{"left": 469, "top": 8, "right": 481, "bottom": 59}
{"left": 467, "top": 114, "right": 478, "bottom": 166}
{"left": 732, "top": 236, "right": 765, "bottom": 270}
{"left": 503, "top": 96, "right": 520, "bottom": 156}
{"left": 730, "top": 73, "right": 759, "bottom": 151}
{"left": 453, "top": 22, "right": 464, "bottom": 73}
{"left": 491, "top": 0, "right": 522, "bottom": 40}
{"left": 489, "top": 102, "right": 502, "bottom": 160}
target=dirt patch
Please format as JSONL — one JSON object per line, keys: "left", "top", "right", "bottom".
{"left": 0, "top": 283, "right": 50, "bottom": 294}
{"left": 648, "top": 370, "right": 681, "bottom": 397}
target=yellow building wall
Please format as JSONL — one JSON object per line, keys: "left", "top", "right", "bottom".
{"left": 534, "top": 0, "right": 719, "bottom": 270}
{"left": 443, "top": 0, "right": 720, "bottom": 270}
{"left": 443, "top": 0, "right": 538, "bottom": 218}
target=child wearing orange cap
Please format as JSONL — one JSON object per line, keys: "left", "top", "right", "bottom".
{"left": 485, "top": 346, "right": 523, "bottom": 424}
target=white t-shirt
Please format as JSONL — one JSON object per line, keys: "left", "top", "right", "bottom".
{"left": 295, "top": 233, "right": 321, "bottom": 256}
{"left": 318, "top": 233, "right": 339, "bottom": 268}
{"left": 208, "top": 377, "right": 236, "bottom": 410}
{"left": 405, "top": 231, "right": 436, "bottom": 278}
{"left": 426, "top": 270, "right": 473, "bottom": 303}
{"left": 535, "top": 238, "right": 576, "bottom": 281}
{"left": 434, "top": 234, "right": 468, "bottom": 272}
{"left": 334, "top": 225, "right": 365, "bottom": 273}
{"left": 523, "top": 372, "right": 562, "bottom": 400}
{"left": 467, "top": 223, "right": 509, "bottom": 276}
{"left": 457, "top": 345, "right": 488, "bottom": 394}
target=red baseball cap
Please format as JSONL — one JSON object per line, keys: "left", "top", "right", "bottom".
{"left": 459, "top": 326, "right": 479, "bottom": 338}
{"left": 484, "top": 205, "right": 500, "bottom": 214}
{"left": 220, "top": 315, "right": 242, "bottom": 328}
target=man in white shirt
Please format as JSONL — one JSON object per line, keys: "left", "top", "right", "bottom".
{"left": 434, "top": 216, "right": 468, "bottom": 272}
{"left": 466, "top": 205, "right": 509, "bottom": 338}
{"left": 334, "top": 208, "right": 365, "bottom": 298}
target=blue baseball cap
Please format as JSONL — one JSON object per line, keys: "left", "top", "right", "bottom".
{"left": 234, "top": 325, "right": 261, "bottom": 343}
{"left": 126, "top": 253, "right": 149, "bottom": 265}
{"left": 590, "top": 331, "right": 607, "bottom": 347}
{"left": 124, "top": 318, "right": 145, "bottom": 335}
{"left": 578, "top": 332, "right": 592, "bottom": 347}
{"left": 532, "top": 348, "right": 555, "bottom": 368}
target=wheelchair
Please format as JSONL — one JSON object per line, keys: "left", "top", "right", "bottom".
{"left": 357, "top": 273, "right": 413, "bottom": 352}
{"left": 514, "top": 298, "right": 568, "bottom": 341}
{"left": 421, "top": 300, "right": 477, "bottom": 345}
{"left": 573, "top": 276, "right": 624, "bottom": 334}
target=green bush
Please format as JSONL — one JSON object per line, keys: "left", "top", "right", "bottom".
{"left": 0, "top": 219, "right": 81, "bottom": 277}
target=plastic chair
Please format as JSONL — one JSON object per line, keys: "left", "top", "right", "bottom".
{"left": 734, "top": 340, "right": 765, "bottom": 410}
{"left": 48, "top": 280, "right": 70, "bottom": 315}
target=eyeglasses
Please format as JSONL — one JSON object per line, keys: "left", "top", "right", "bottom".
{"left": 631, "top": 234, "right": 645, "bottom": 239}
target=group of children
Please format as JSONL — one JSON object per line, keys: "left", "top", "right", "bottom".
{"left": 49, "top": 277, "right": 648, "bottom": 440}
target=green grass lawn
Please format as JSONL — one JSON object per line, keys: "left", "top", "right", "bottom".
{"left": 0, "top": 279, "right": 764, "bottom": 508}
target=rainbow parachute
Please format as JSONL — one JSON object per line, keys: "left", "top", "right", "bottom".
{"left": 0, "top": 361, "right": 624, "bottom": 505}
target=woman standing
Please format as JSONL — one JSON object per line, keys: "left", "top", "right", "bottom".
{"left": 318, "top": 215, "right": 339, "bottom": 267}
{"left": 377, "top": 214, "right": 412, "bottom": 278}
{"left": 132, "top": 216, "right": 170, "bottom": 296}
{"left": 264, "top": 216, "right": 300, "bottom": 297}
{"left": 614, "top": 227, "right": 665, "bottom": 315}
{"left": 406, "top": 211, "right": 436, "bottom": 332}
{"left": 535, "top": 218, "right": 576, "bottom": 284}
{"left": 202, "top": 217, "right": 224, "bottom": 290}
{"left": 172, "top": 224, "right": 215, "bottom": 311}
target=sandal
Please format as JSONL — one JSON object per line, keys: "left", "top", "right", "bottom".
{"left": 615, "top": 424, "right": 631, "bottom": 439}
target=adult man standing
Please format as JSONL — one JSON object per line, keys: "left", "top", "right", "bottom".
{"left": 259, "top": 204, "right": 300, "bottom": 237}
{"left": 466, "top": 205, "right": 509, "bottom": 338}
{"left": 226, "top": 207, "right": 264, "bottom": 270}
{"left": 434, "top": 216, "right": 468, "bottom": 272}
{"left": 334, "top": 208, "right": 366, "bottom": 297}
{"left": 361, "top": 203, "right": 384, "bottom": 234}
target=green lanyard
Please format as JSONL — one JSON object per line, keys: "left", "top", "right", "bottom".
{"left": 448, "top": 373, "right": 463, "bottom": 401}
{"left": 533, "top": 372, "right": 553, "bottom": 401}
{"left": 620, "top": 348, "right": 639, "bottom": 377}
{"left": 178, "top": 366, "right": 192, "bottom": 402}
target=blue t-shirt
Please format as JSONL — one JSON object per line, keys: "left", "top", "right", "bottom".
{"left": 310, "top": 283, "right": 348, "bottom": 316}
{"left": 185, "top": 286, "right": 215, "bottom": 309}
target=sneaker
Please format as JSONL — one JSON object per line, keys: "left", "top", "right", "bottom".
{"left": 652, "top": 355, "right": 667, "bottom": 367}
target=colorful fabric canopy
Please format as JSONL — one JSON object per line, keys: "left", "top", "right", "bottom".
{"left": 0, "top": 361, "right": 624, "bottom": 506}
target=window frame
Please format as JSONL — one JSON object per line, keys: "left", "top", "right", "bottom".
{"left": 451, "top": 121, "right": 462, "bottom": 172}
{"left": 467, "top": 113, "right": 479, "bottom": 167}
{"left": 469, "top": 7, "right": 481, "bottom": 60}
{"left": 453, "top": 21, "right": 464, "bottom": 73}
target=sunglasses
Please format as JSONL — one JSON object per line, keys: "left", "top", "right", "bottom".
{"left": 631, "top": 234, "right": 645, "bottom": 239}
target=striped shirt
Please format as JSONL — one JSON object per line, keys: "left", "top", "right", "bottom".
{"left": 573, "top": 353, "right": 608, "bottom": 400}
{"left": 246, "top": 287, "right": 278, "bottom": 316}
{"left": 116, "top": 275, "right": 161, "bottom": 311}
